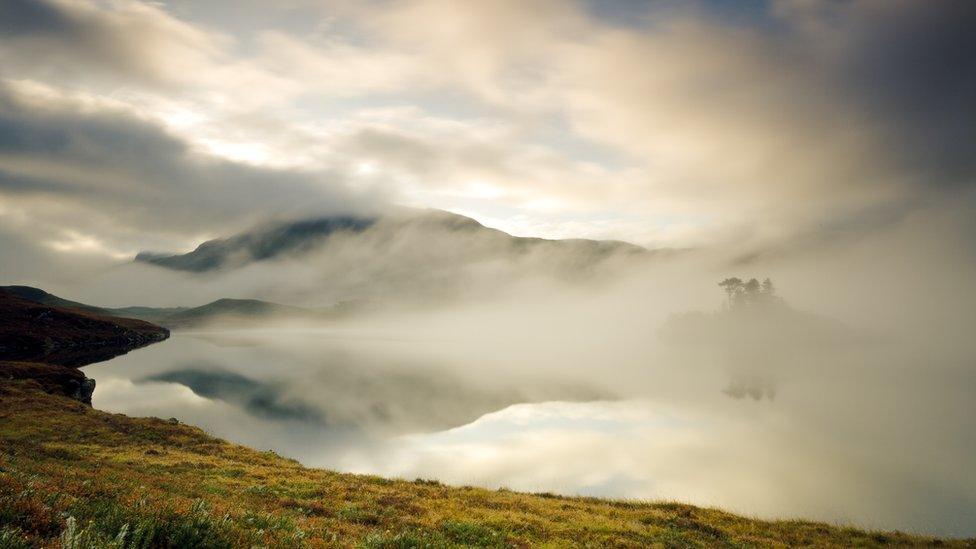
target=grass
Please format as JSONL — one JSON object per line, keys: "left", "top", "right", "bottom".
{"left": 0, "top": 380, "right": 970, "bottom": 548}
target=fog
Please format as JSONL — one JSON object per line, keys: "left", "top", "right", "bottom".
{"left": 66, "top": 191, "right": 976, "bottom": 537}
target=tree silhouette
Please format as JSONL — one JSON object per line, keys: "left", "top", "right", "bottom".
{"left": 720, "top": 277, "right": 780, "bottom": 309}
{"left": 744, "top": 278, "right": 760, "bottom": 294}
{"left": 718, "top": 277, "right": 744, "bottom": 309}
{"left": 740, "top": 278, "right": 760, "bottom": 307}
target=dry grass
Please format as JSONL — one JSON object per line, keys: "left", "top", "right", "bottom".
{"left": 0, "top": 380, "right": 969, "bottom": 548}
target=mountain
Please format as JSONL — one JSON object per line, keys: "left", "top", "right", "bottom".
{"left": 136, "top": 215, "right": 376, "bottom": 271}
{"left": 135, "top": 209, "right": 647, "bottom": 273}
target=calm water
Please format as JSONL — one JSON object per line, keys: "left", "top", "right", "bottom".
{"left": 85, "top": 330, "right": 976, "bottom": 537}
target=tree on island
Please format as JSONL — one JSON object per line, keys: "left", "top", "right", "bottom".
{"left": 718, "top": 276, "right": 779, "bottom": 310}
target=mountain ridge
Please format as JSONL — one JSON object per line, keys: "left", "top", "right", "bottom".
{"left": 135, "top": 209, "right": 648, "bottom": 273}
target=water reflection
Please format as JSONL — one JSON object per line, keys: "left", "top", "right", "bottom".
{"left": 87, "top": 333, "right": 610, "bottom": 436}
{"left": 145, "top": 366, "right": 327, "bottom": 424}
{"left": 84, "top": 331, "right": 976, "bottom": 537}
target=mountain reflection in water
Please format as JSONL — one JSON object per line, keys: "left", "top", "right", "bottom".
{"left": 84, "top": 331, "right": 976, "bottom": 538}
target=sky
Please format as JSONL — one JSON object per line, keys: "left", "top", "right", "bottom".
{"left": 0, "top": 0, "right": 973, "bottom": 268}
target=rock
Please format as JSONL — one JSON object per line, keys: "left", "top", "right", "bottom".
{"left": 0, "top": 361, "right": 96, "bottom": 405}
{"left": 74, "top": 378, "right": 96, "bottom": 405}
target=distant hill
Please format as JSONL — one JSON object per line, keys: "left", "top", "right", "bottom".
{"left": 152, "top": 298, "right": 320, "bottom": 328}
{"left": 107, "top": 305, "right": 189, "bottom": 325}
{"left": 135, "top": 209, "right": 647, "bottom": 273}
{"left": 1, "top": 286, "right": 328, "bottom": 330}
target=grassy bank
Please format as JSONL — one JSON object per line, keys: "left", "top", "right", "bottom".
{"left": 0, "top": 381, "right": 967, "bottom": 548}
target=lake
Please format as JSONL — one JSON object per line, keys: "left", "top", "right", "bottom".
{"left": 84, "top": 329, "right": 976, "bottom": 537}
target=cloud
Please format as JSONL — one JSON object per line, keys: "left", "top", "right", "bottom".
{"left": 0, "top": 0, "right": 972, "bottom": 262}
{"left": 813, "top": 0, "right": 976, "bottom": 184}
{"left": 546, "top": 15, "right": 892, "bottom": 242}
{"left": 0, "top": 79, "right": 384, "bottom": 256}
{"left": 325, "top": 0, "right": 976, "bottom": 249}
{"left": 0, "top": 0, "right": 226, "bottom": 86}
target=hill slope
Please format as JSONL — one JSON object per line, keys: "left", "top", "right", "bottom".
{"left": 0, "top": 381, "right": 965, "bottom": 548}
{"left": 0, "top": 289, "right": 169, "bottom": 368}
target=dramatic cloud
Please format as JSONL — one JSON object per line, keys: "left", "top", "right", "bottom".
{"left": 240, "top": 0, "right": 947, "bottom": 249}
{"left": 0, "top": 79, "right": 384, "bottom": 257}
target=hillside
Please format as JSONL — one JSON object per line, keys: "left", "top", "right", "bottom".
{"left": 0, "top": 288, "right": 169, "bottom": 405}
{"left": 0, "top": 285, "right": 110, "bottom": 315}
{"left": 0, "top": 289, "right": 169, "bottom": 368}
{"left": 1, "top": 285, "right": 185, "bottom": 325}
{"left": 0, "top": 381, "right": 965, "bottom": 548}
{"left": 1, "top": 286, "right": 321, "bottom": 330}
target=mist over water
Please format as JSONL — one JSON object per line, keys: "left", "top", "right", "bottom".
{"left": 85, "top": 327, "right": 974, "bottom": 536}
{"left": 83, "top": 215, "right": 976, "bottom": 537}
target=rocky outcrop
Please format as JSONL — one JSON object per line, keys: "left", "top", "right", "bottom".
{"left": 0, "top": 361, "right": 96, "bottom": 405}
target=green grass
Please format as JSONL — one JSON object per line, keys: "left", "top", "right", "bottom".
{"left": 0, "top": 379, "right": 970, "bottom": 548}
